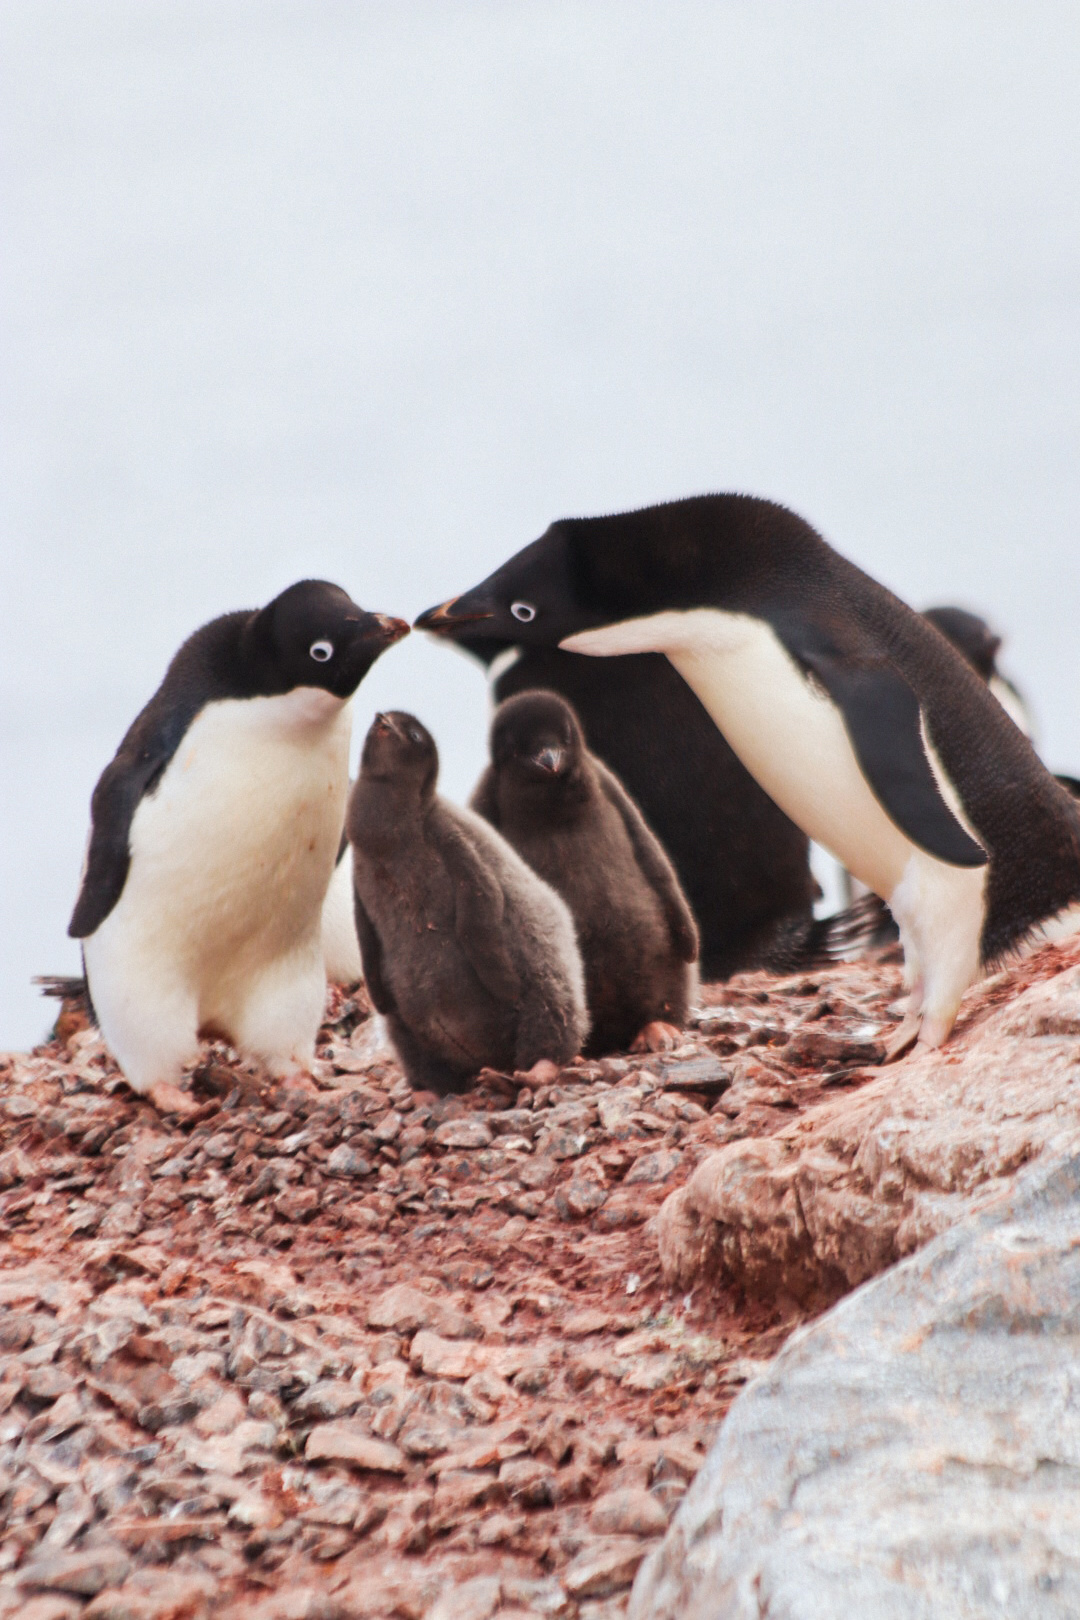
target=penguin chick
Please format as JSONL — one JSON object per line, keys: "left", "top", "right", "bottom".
{"left": 348, "top": 711, "right": 588, "bottom": 1093}
{"left": 70, "top": 581, "right": 408, "bottom": 1113}
{"left": 418, "top": 496, "right": 1080, "bottom": 1057}
{"left": 470, "top": 691, "right": 699, "bottom": 1055}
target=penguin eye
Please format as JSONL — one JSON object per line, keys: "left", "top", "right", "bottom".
{"left": 309, "top": 640, "right": 334, "bottom": 663}
{"left": 408, "top": 728, "right": 423, "bottom": 745}
{"left": 510, "top": 601, "right": 537, "bottom": 623}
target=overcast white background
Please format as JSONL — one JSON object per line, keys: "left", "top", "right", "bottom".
{"left": 2, "top": 1, "right": 1078, "bottom": 1050}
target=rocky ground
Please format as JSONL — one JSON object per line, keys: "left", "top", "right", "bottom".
{"left": 0, "top": 956, "right": 904, "bottom": 1620}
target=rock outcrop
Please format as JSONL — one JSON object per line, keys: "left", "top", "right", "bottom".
{"left": 631, "top": 1148, "right": 1080, "bottom": 1620}
{"left": 657, "top": 938, "right": 1080, "bottom": 1306}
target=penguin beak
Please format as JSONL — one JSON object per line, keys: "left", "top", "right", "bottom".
{"left": 373, "top": 711, "right": 404, "bottom": 739}
{"left": 414, "top": 595, "right": 494, "bottom": 634}
{"left": 532, "top": 746, "right": 566, "bottom": 775}
{"left": 365, "top": 614, "right": 411, "bottom": 647}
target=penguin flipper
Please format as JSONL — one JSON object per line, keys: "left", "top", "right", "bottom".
{"left": 437, "top": 818, "right": 521, "bottom": 1003}
{"left": 796, "top": 647, "right": 987, "bottom": 868}
{"left": 68, "top": 741, "right": 177, "bottom": 938}
{"left": 352, "top": 896, "right": 396, "bottom": 1016}
{"left": 593, "top": 759, "right": 700, "bottom": 961}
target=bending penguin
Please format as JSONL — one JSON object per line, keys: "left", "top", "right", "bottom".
{"left": 348, "top": 711, "right": 588, "bottom": 1093}
{"left": 447, "top": 636, "right": 815, "bottom": 979}
{"left": 70, "top": 581, "right": 408, "bottom": 1112}
{"left": 417, "top": 495, "right": 1080, "bottom": 1056}
{"left": 471, "top": 690, "right": 699, "bottom": 1054}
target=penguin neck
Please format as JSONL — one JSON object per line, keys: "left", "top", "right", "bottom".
{"left": 496, "top": 761, "right": 592, "bottom": 833}
{"left": 351, "top": 776, "right": 428, "bottom": 855}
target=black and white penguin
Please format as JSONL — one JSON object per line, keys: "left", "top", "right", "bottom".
{"left": 922, "top": 606, "right": 1035, "bottom": 739}
{"left": 471, "top": 690, "right": 699, "bottom": 1054}
{"left": 416, "top": 495, "right": 1080, "bottom": 1055}
{"left": 70, "top": 581, "right": 408, "bottom": 1112}
{"left": 442, "top": 636, "right": 816, "bottom": 979}
{"left": 348, "top": 711, "right": 588, "bottom": 1093}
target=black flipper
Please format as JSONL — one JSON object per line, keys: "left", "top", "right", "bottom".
{"left": 592, "top": 759, "right": 700, "bottom": 962}
{"left": 352, "top": 894, "right": 396, "bottom": 1015}
{"left": 789, "top": 642, "right": 987, "bottom": 869}
{"left": 68, "top": 714, "right": 193, "bottom": 938}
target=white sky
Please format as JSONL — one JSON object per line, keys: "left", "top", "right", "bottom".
{"left": 2, "top": 1, "right": 1079, "bottom": 1048}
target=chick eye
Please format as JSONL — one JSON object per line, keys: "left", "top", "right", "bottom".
{"left": 408, "top": 728, "right": 423, "bottom": 744}
{"left": 510, "top": 601, "right": 536, "bottom": 623}
{"left": 309, "top": 640, "right": 334, "bottom": 662}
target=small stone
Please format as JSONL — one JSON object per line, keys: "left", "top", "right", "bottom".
{"left": 372, "top": 1110, "right": 403, "bottom": 1144}
{"left": 20, "top": 1544, "right": 131, "bottom": 1597}
{"left": 433, "top": 1118, "right": 494, "bottom": 1150}
{"left": 624, "top": 1148, "right": 683, "bottom": 1186}
{"left": 368, "top": 1283, "right": 478, "bottom": 1340}
{"left": 410, "top": 1331, "right": 484, "bottom": 1380}
{"left": 590, "top": 1485, "right": 669, "bottom": 1536}
{"left": 14, "top": 1601, "right": 81, "bottom": 1620}
{"left": 425, "top": 1575, "right": 502, "bottom": 1620}
{"left": 562, "top": 1308, "right": 612, "bottom": 1337}
{"left": 555, "top": 1179, "right": 608, "bottom": 1220}
{"left": 326, "top": 1144, "right": 373, "bottom": 1178}
{"left": 621, "top": 1353, "right": 679, "bottom": 1392}
{"left": 293, "top": 1379, "right": 365, "bottom": 1420}
{"left": 229, "top": 1491, "right": 283, "bottom": 1528}
{"left": 305, "top": 1421, "right": 407, "bottom": 1473}
{"left": 193, "top": 1390, "right": 246, "bottom": 1436}
{"left": 499, "top": 1455, "right": 555, "bottom": 1506}
{"left": 563, "top": 1537, "right": 646, "bottom": 1599}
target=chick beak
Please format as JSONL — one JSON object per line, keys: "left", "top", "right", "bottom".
{"left": 533, "top": 746, "right": 566, "bottom": 775}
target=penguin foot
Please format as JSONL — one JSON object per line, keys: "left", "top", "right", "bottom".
{"left": 515, "top": 1058, "right": 561, "bottom": 1088}
{"left": 881, "top": 1014, "right": 921, "bottom": 1064}
{"left": 630, "top": 1021, "right": 683, "bottom": 1054}
{"left": 147, "top": 1080, "right": 200, "bottom": 1117}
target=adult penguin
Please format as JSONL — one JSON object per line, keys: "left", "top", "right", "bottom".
{"left": 417, "top": 495, "right": 1080, "bottom": 1056}
{"left": 71, "top": 581, "right": 408, "bottom": 1111}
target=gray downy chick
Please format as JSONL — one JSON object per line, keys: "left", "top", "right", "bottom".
{"left": 347, "top": 711, "right": 588, "bottom": 1093}
{"left": 471, "top": 690, "right": 699, "bottom": 1056}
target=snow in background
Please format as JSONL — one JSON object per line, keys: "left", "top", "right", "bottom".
{"left": 2, "top": 1, "right": 1078, "bottom": 1048}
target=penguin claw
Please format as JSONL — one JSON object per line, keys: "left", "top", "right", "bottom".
{"left": 147, "top": 1080, "right": 200, "bottom": 1117}
{"left": 515, "top": 1059, "right": 561, "bottom": 1088}
{"left": 881, "top": 1015, "right": 921, "bottom": 1064}
{"left": 630, "top": 1021, "right": 683, "bottom": 1054}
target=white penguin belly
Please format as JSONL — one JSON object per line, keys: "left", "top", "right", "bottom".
{"left": 89, "top": 688, "right": 352, "bottom": 1032}
{"left": 566, "top": 609, "right": 915, "bottom": 898}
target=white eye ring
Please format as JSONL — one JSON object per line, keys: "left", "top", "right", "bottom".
{"left": 510, "top": 601, "right": 536, "bottom": 623}
{"left": 309, "top": 639, "right": 334, "bottom": 662}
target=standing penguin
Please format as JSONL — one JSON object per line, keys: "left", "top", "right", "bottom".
{"left": 348, "top": 711, "right": 588, "bottom": 1093}
{"left": 70, "top": 581, "right": 408, "bottom": 1112}
{"left": 447, "top": 637, "right": 815, "bottom": 978}
{"left": 416, "top": 495, "right": 1080, "bottom": 1056}
{"left": 470, "top": 690, "right": 699, "bottom": 1055}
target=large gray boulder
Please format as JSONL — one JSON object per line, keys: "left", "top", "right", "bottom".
{"left": 631, "top": 1151, "right": 1080, "bottom": 1619}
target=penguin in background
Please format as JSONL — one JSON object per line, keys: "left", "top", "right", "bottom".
{"left": 437, "top": 636, "right": 816, "bottom": 980}
{"left": 471, "top": 690, "right": 699, "bottom": 1055}
{"left": 348, "top": 710, "right": 588, "bottom": 1094}
{"left": 70, "top": 581, "right": 408, "bottom": 1112}
{"left": 922, "top": 606, "right": 1035, "bottom": 739}
{"left": 417, "top": 495, "right": 1080, "bottom": 1056}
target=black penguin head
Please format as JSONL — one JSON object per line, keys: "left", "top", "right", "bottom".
{"left": 361, "top": 711, "right": 439, "bottom": 801}
{"left": 414, "top": 497, "right": 770, "bottom": 649}
{"left": 245, "top": 580, "right": 410, "bottom": 699}
{"left": 923, "top": 606, "right": 1001, "bottom": 682}
{"left": 490, "top": 690, "right": 585, "bottom": 788}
